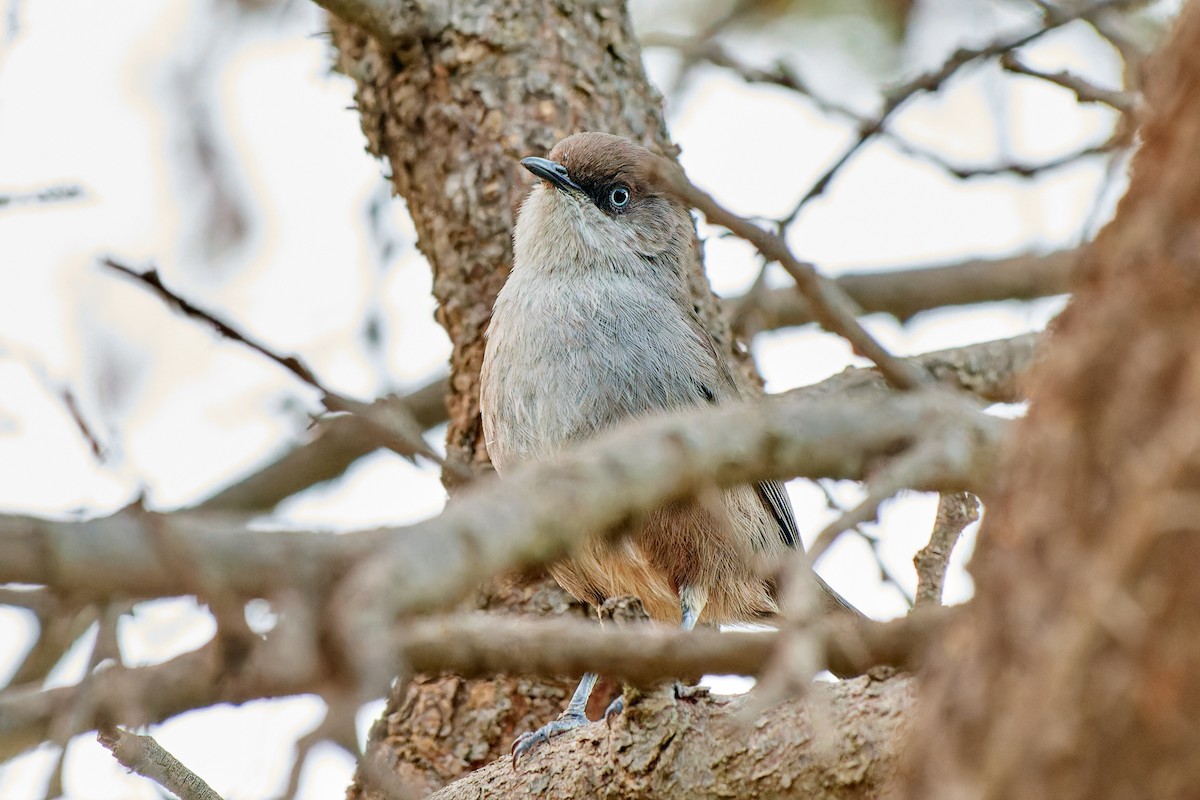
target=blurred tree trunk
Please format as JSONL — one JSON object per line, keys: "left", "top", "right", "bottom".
{"left": 900, "top": 3, "right": 1200, "bottom": 798}
{"left": 328, "top": 1, "right": 748, "bottom": 794}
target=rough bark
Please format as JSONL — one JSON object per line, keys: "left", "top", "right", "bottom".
{"left": 428, "top": 676, "right": 915, "bottom": 800}
{"left": 328, "top": 0, "right": 741, "bottom": 483}
{"left": 325, "top": 2, "right": 748, "bottom": 791}
{"left": 900, "top": 3, "right": 1200, "bottom": 798}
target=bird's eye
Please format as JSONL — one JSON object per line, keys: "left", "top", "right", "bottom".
{"left": 608, "top": 185, "right": 630, "bottom": 210}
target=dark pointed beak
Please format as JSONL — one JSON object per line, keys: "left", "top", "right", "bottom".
{"left": 521, "top": 157, "right": 581, "bottom": 192}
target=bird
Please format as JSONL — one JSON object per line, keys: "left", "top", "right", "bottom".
{"left": 479, "top": 131, "right": 861, "bottom": 764}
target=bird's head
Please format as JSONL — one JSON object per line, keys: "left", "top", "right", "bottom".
{"left": 513, "top": 132, "right": 694, "bottom": 284}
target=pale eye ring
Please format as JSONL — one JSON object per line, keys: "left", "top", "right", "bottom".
{"left": 608, "top": 185, "right": 630, "bottom": 209}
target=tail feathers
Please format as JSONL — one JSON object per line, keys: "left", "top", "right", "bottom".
{"left": 815, "top": 573, "right": 866, "bottom": 620}
{"left": 760, "top": 572, "right": 867, "bottom": 621}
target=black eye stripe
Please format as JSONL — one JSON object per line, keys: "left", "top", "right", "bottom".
{"left": 572, "top": 172, "right": 634, "bottom": 214}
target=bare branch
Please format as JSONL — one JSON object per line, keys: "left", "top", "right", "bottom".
{"left": 904, "top": 138, "right": 1119, "bottom": 180}
{"left": 0, "top": 390, "right": 1008, "bottom": 608}
{"left": 336, "top": 389, "right": 1002, "bottom": 691}
{"left": 0, "top": 608, "right": 945, "bottom": 760}
{"left": 202, "top": 283, "right": 1047, "bottom": 516}
{"left": 781, "top": 0, "right": 1151, "bottom": 225}
{"left": 98, "top": 727, "right": 224, "bottom": 800}
{"left": 808, "top": 416, "right": 990, "bottom": 562}
{"left": 913, "top": 491, "right": 980, "bottom": 609}
{"left": 195, "top": 376, "right": 448, "bottom": 512}
{"left": 0, "top": 184, "right": 82, "bottom": 208}
{"left": 732, "top": 250, "right": 1075, "bottom": 335}
{"left": 399, "top": 610, "right": 945, "bottom": 686}
{"left": 1000, "top": 52, "right": 1137, "bottom": 112}
{"left": 101, "top": 258, "right": 460, "bottom": 476}
{"left": 651, "top": 160, "right": 928, "bottom": 390}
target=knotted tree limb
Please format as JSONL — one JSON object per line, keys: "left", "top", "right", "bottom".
{"left": 0, "top": 389, "right": 994, "bottom": 759}
{"left": 1, "top": 391, "right": 1006, "bottom": 608}
{"left": 428, "top": 675, "right": 916, "bottom": 800}
{"left": 398, "top": 610, "right": 947, "bottom": 686}
{"left": 914, "top": 491, "right": 981, "bottom": 609}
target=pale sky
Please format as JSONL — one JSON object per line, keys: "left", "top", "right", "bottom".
{"left": 0, "top": 0, "right": 1143, "bottom": 796}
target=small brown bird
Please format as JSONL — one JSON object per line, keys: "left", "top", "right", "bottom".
{"left": 480, "top": 132, "right": 860, "bottom": 763}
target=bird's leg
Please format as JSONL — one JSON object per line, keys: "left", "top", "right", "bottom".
{"left": 512, "top": 671, "right": 597, "bottom": 767}
{"left": 673, "top": 585, "right": 710, "bottom": 701}
{"left": 605, "top": 586, "right": 709, "bottom": 722}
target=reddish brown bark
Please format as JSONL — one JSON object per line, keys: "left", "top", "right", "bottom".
{"left": 901, "top": 4, "right": 1200, "bottom": 798}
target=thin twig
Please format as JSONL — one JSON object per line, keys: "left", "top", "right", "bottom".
{"left": 101, "top": 258, "right": 464, "bottom": 477}
{"left": 779, "top": 0, "right": 1151, "bottom": 226}
{"left": 42, "top": 603, "right": 124, "bottom": 799}
{"left": 1000, "top": 52, "right": 1136, "bottom": 112}
{"left": 855, "top": 529, "right": 915, "bottom": 608}
{"left": 888, "top": 135, "right": 1119, "bottom": 180}
{"left": 98, "top": 726, "right": 224, "bottom": 800}
{"left": 0, "top": 184, "right": 82, "bottom": 208}
{"left": 913, "top": 491, "right": 981, "bottom": 609}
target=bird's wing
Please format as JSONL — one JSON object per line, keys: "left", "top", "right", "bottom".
{"left": 686, "top": 313, "right": 799, "bottom": 550}
{"left": 755, "top": 480, "right": 800, "bottom": 549}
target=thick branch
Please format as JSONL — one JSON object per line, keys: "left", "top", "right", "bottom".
{"left": 733, "top": 250, "right": 1075, "bottom": 334}
{"left": 1, "top": 392, "right": 1005, "bottom": 609}
{"left": 400, "top": 610, "right": 945, "bottom": 686}
{"left": 430, "top": 676, "right": 916, "bottom": 800}
{"left": 0, "top": 607, "right": 942, "bottom": 761}
{"left": 335, "top": 389, "right": 1002, "bottom": 690}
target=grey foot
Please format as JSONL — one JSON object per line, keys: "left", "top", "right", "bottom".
{"left": 603, "top": 694, "right": 625, "bottom": 724}
{"left": 511, "top": 711, "right": 589, "bottom": 767}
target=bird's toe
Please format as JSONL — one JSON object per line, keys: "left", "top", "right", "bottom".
{"left": 511, "top": 711, "right": 589, "bottom": 768}
{"left": 603, "top": 694, "right": 625, "bottom": 724}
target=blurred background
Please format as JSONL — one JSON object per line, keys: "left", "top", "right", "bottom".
{"left": 0, "top": 0, "right": 1175, "bottom": 796}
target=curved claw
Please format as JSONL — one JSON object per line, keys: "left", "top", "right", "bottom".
{"left": 603, "top": 694, "right": 625, "bottom": 724}
{"left": 511, "top": 712, "right": 589, "bottom": 768}
{"left": 673, "top": 681, "right": 708, "bottom": 701}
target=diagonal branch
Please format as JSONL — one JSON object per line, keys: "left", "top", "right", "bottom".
{"left": 651, "top": 160, "right": 928, "bottom": 389}
{"left": 195, "top": 376, "right": 448, "bottom": 512}
{"left": 98, "top": 727, "right": 224, "bottom": 800}
{"left": 102, "top": 258, "right": 459, "bottom": 475}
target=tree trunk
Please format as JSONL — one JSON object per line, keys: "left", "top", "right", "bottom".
{"left": 328, "top": 1, "right": 748, "bottom": 793}
{"left": 900, "top": 3, "right": 1200, "bottom": 798}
